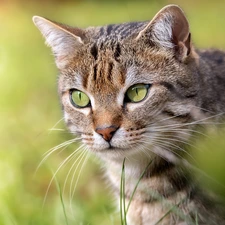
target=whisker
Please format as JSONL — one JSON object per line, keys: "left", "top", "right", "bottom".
{"left": 36, "top": 138, "right": 81, "bottom": 173}
{"left": 62, "top": 144, "right": 86, "bottom": 196}
{"left": 150, "top": 127, "right": 208, "bottom": 138}
{"left": 42, "top": 145, "right": 83, "bottom": 208}
{"left": 146, "top": 142, "right": 181, "bottom": 164}
{"left": 191, "top": 105, "right": 221, "bottom": 114}
{"left": 37, "top": 143, "right": 72, "bottom": 173}
{"left": 155, "top": 135, "right": 196, "bottom": 150}
{"left": 43, "top": 137, "right": 80, "bottom": 156}
{"left": 138, "top": 146, "right": 152, "bottom": 158}
{"left": 154, "top": 139, "right": 196, "bottom": 162}
{"left": 48, "top": 117, "right": 65, "bottom": 134}
{"left": 48, "top": 128, "right": 66, "bottom": 132}
{"left": 139, "top": 138, "right": 194, "bottom": 162}
{"left": 155, "top": 114, "right": 185, "bottom": 123}
{"left": 151, "top": 112, "right": 225, "bottom": 130}
{"left": 152, "top": 135, "right": 195, "bottom": 156}
{"left": 70, "top": 148, "right": 90, "bottom": 204}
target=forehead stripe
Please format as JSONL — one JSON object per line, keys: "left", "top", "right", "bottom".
{"left": 90, "top": 43, "right": 98, "bottom": 60}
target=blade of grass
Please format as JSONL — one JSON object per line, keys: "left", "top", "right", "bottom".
{"left": 120, "top": 158, "right": 127, "bottom": 225}
{"left": 154, "top": 198, "right": 185, "bottom": 225}
{"left": 126, "top": 159, "right": 153, "bottom": 213}
{"left": 154, "top": 204, "right": 177, "bottom": 225}
{"left": 54, "top": 177, "right": 69, "bottom": 225}
{"left": 195, "top": 211, "right": 199, "bottom": 225}
{"left": 122, "top": 159, "right": 127, "bottom": 225}
{"left": 154, "top": 197, "right": 196, "bottom": 225}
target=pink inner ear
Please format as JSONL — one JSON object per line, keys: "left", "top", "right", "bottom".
{"left": 166, "top": 7, "right": 191, "bottom": 59}
{"left": 172, "top": 19, "right": 191, "bottom": 57}
{"left": 171, "top": 10, "right": 190, "bottom": 45}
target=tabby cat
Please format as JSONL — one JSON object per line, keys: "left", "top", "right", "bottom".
{"left": 33, "top": 5, "right": 225, "bottom": 225}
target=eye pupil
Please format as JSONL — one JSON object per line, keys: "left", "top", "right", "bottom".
{"left": 135, "top": 88, "right": 138, "bottom": 95}
{"left": 78, "top": 92, "right": 82, "bottom": 100}
{"left": 70, "top": 90, "right": 90, "bottom": 108}
{"left": 125, "top": 84, "right": 150, "bottom": 103}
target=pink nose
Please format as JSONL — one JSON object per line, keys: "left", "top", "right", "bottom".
{"left": 95, "top": 126, "right": 118, "bottom": 142}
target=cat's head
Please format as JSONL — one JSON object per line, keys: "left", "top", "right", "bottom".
{"left": 33, "top": 5, "right": 200, "bottom": 163}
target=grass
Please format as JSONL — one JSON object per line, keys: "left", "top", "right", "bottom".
{"left": 119, "top": 159, "right": 199, "bottom": 225}
{"left": 119, "top": 159, "right": 153, "bottom": 225}
{"left": 120, "top": 159, "right": 127, "bottom": 225}
{"left": 1, "top": 0, "right": 225, "bottom": 224}
{"left": 54, "top": 178, "right": 69, "bottom": 225}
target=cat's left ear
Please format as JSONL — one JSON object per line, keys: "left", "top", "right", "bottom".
{"left": 33, "top": 16, "right": 85, "bottom": 69}
{"left": 136, "top": 5, "right": 191, "bottom": 62}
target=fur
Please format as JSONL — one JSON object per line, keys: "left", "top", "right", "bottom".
{"left": 33, "top": 5, "right": 225, "bottom": 225}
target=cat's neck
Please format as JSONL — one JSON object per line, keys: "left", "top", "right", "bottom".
{"left": 99, "top": 145, "right": 184, "bottom": 180}
{"left": 99, "top": 151, "right": 153, "bottom": 179}
{"left": 102, "top": 152, "right": 192, "bottom": 202}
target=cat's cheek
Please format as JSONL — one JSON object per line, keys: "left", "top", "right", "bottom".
{"left": 110, "top": 129, "right": 129, "bottom": 148}
{"left": 62, "top": 106, "right": 93, "bottom": 135}
{"left": 63, "top": 113, "right": 77, "bottom": 132}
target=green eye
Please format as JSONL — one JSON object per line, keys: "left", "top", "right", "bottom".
{"left": 70, "top": 90, "right": 90, "bottom": 108}
{"left": 126, "top": 84, "right": 150, "bottom": 103}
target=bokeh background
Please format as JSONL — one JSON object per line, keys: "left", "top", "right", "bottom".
{"left": 1, "top": 0, "right": 225, "bottom": 224}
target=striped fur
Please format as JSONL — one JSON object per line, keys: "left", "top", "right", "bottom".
{"left": 33, "top": 4, "right": 225, "bottom": 225}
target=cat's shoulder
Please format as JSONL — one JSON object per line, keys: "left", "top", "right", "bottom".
{"left": 195, "top": 48, "right": 225, "bottom": 99}
{"left": 198, "top": 48, "right": 225, "bottom": 66}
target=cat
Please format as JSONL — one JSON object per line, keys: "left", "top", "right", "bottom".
{"left": 33, "top": 4, "right": 225, "bottom": 225}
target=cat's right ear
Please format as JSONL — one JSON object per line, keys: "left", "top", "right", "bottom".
{"left": 32, "top": 16, "right": 84, "bottom": 69}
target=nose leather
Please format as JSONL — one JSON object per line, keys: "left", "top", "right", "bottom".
{"left": 96, "top": 126, "right": 118, "bottom": 142}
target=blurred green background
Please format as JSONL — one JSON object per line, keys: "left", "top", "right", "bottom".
{"left": 1, "top": 0, "right": 225, "bottom": 224}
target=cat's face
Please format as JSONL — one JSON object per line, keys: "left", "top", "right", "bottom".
{"left": 59, "top": 41, "right": 198, "bottom": 160}
{"left": 33, "top": 5, "right": 200, "bottom": 162}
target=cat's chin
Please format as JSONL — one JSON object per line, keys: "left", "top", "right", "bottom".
{"left": 91, "top": 145, "right": 153, "bottom": 163}
{"left": 91, "top": 144, "right": 181, "bottom": 166}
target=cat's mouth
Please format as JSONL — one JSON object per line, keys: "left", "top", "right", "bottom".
{"left": 108, "top": 143, "right": 115, "bottom": 150}
{"left": 87, "top": 141, "right": 144, "bottom": 154}
{"left": 88, "top": 144, "right": 124, "bottom": 152}
{"left": 81, "top": 127, "right": 147, "bottom": 154}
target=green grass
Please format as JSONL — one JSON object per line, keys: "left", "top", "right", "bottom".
{"left": 1, "top": 0, "right": 225, "bottom": 224}
{"left": 120, "top": 159, "right": 153, "bottom": 225}
{"left": 119, "top": 159, "right": 199, "bottom": 225}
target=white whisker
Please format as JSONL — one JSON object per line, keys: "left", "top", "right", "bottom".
{"left": 70, "top": 149, "right": 90, "bottom": 203}
{"left": 156, "top": 135, "right": 196, "bottom": 149}
{"left": 48, "top": 117, "right": 65, "bottom": 134}
{"left": 151, "top": 112, "right": 225, "bottom": 130}
{"left": 138, "top": 137, "right": 194, "bottom": 163}
{"left": 48, "top": 128, "right": 66, "bottom": 132}
{"left": 42, "top": 145, "right": 83, "bottom": 208}
{"left": 62, "top": 144, "right": 86, "bottom": 196}
{"left": 43, "top": 137, "right": 80, "bottom": 156}
{"left": 36, "top": 138, "right": 81, "bottom": 173}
